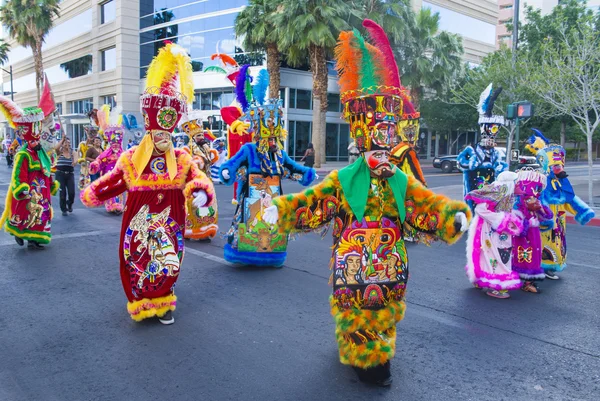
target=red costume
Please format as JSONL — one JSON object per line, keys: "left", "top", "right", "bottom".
{"left": 81, "top": 44, "right": 215, "bottom": 322}
{"left": 0, "top": 97, "right": 59, "bottom": 247}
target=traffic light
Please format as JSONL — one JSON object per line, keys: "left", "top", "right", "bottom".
{"left": 507, "top": 101, "right": 534, "bottom": 119}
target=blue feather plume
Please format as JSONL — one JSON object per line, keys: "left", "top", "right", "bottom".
{"left": 235, "top": 65, "right": 251, "bottom": 112}
{"left": 252, "top": 69, "right": 269, "bottom": 106}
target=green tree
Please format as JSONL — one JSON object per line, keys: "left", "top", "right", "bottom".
{"left": 274, "top": 0, "right": 349, "bottom": 167}
{"left": 0, "top": 0, "right": 61, "bottom": 101}
{"left": 351, "top": 0, "right": 414, "bottom": 44}
{"left": 524, "top": 20, "right": 600, "bottom": 206}
{"left": 235, "top": 0, "right": 281, "bottom": 99}
{"left": 0, "top": 38, "right": 9, "bottom": 65}
{"left": 400, "top": 8, "right": 463, "bottom": 109}
{"left": 232, "top": 46, "right": 265, "bottom": 67}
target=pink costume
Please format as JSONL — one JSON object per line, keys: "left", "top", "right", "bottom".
{"left": 465, "top": 172, "right": 523, "bottom": 291}
{"left": 89, "top": 107, "right": 125, "bottom": 214}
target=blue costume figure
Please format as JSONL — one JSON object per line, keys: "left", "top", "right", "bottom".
{"left": 525, "top": 129, "right": 595, "bottom": 279}
{"left": 219, "top": 67, "right": 316, "bottom": 267}
{"left": 457, "top": 83, "right": 508, "bottom": 212}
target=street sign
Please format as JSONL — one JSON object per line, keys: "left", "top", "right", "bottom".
{"left": 511, "top": 149, "right": 520, "bottom": 161}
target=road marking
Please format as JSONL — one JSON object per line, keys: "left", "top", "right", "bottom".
{"left": 185, "top": 247, "right": 235, "bottom": 266}
{"left": 568, "top": 262, "right": 600, "bottom": 270}
{"left": 424, "top": 173, "right": 462, "bottom": 178}
{"left": 0, "top": 229, "right": 120, "bottom": 247}
{"left": 428, "top": 184, "right": 464, "bottom": 191}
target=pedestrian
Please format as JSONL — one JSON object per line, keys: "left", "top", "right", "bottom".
{"left": 80, "top": 43, "right": 214, "bottom": 324}
{"left": 85, "top": 137, "right": 103, "bottom": 182}
{"left": 512, "top": 168, "right": 553, "bottom": 294}
{"left": 2, "top": 136, "right": 13, "bottom": 167}
{"left": 264, "top": 20, "right": 470, "bottom": 387}
{"left": 300, "top": 142, "right": 315, "bottom": 167}
{"left": 347, "top": 141, "right": 359, "bottom": 164}
{"left": 0, "top": 96, "right": 59, "bottom": 249}
{"left": 464, "top": 171, "right": 524, "bottom": 298}
{"left": 525, "top": 130, "right": 595, "bottom": 279}
{"left": 54, "top": 136, "right": 78, "bottom": 216}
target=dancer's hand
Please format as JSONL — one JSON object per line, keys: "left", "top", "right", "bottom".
{"left": 263, "top": 205, "right": 279, "bottom": 225}
{"left": 454, "top": 212, "right": 468, "bottom": 233}
{"left": 192, "top": 190, "right": 208, "bottom": 208}
{"left": 221, "top": 169, "right": 230, "bottom": 180}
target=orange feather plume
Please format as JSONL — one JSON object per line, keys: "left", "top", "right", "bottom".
{"left": 211, "top": 53, "right": 238, "bottom": 67}
{"left": 334, "top": 31, "right": 361, "bottom": 94}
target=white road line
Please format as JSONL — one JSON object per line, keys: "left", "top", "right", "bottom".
{"left": 0, "top": 229, "right": 120, "bottom": 247}
{"left": 568, "top": 262, "right": 600, "bottom": 270}
{"left": 185, "top": 247, "right": 235, "bottom": 266}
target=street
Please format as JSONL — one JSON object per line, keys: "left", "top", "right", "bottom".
{"left": 0, "top": 163, "right": 599, "bottom": 401}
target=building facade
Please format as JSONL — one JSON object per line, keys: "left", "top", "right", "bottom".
{"left": 2, "top": 0, "right": 506, "bottom": 159}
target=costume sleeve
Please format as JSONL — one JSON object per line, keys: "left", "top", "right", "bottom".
{"left": 282, "top": 151, "right": 316, "bottom": 186}
{"left": 51, "top": 179, "right": 60, "bottom": 196}
{"left": 565, "top": 195, "right": 595, "bottom": 225}
{"left": 183, "top": 153, "right": 216, "bottom": 206}
{"left": 536, "top": 204, "right": 554, "bottom": 227}
{"left": 474, "top": 203, "right": 523, "bottom": 236}
{"left": 10, "top": 152, "right": 31, "bottom": 200}
{"left": 219, "top": 144, "right": 249, "bottom": 186}
{"left": 80, "top": 159, "right": 127, "bottom": 207}
{"left": 405, "top": 175, "right": 472, "bottom": 244}
{"left": 494, "top": 160, "right": 508, "bottom": 176}
{"left": 271, "top": 171, "right": 341, "bottom": 234}
{"left": 457, "top": 146, "right": 474, "bottom": 169}
{"left": 77, "top": 144, "right": 85, "bottom": 163}
{"left": 89, "top": 158, "right": 101, "bottom": 175}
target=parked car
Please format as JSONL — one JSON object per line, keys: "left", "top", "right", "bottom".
{"left": 496, "top": 147, "right": 540, "bottom": 169}
{"left": 432, "top": 155, "right": 459, "bottom": 173}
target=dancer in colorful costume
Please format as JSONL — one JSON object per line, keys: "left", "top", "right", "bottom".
{"left": 0, "top": 96, "right": 59, "bottom": 248}
{"left": 81, "top": 43, "right": 215, "bottom": 324}
{"left": 457, "top": 83, "right": 508, "bottom": 212}
{"left": 180, "top": 114, "right": 219, "bottom": 240}
{"left": 76, "top": 110, "right": 100, "bottom": 189}
{"left": 263, "top": 20, "right": 471, "bottom": 386}
{"left": 525, "top": 130, "right": 595, "bottom": 279}
{"left": 219, "top": 66, "right": 316, "bottom": 267}
{"left": 465, "top": 171, "right": 524, "bottom": 298}
{"left": 211, "top": 137, "right": 227, "bottom": 183}
{"left": 88, "top": 105, "right": 126, "bottom": 214}
{"left": 512, "top": 168, "right": 553, "bottom": 294}
{"left": 390, "top": 96, "right": 425, "bottom": 185}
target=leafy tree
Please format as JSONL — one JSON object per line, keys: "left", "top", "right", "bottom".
{"left": 0, "top": 38, "right": 9, "bottom": 65}
{"left": 274, "top": 0, "right": 349, "bottom": 167}
{"left": 400, "top": 8, "right": 463, "bottom": 109}
{"left": 0, "top": 0, "right": 61, "bottom": 101}
{"left": 235, "top": 0, "right": 281, "bottom": 98}
{"left": 233, "top": 46, "right": 265, "bottom": 67}
{"left": 524, "top": 19, "right": 600, "bottom": 206}
{"left": 351, "top": 0, "right": 414, "bottom": 45}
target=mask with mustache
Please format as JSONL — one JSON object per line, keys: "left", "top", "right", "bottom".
{"left": 32, "top": 143, "right": 42, "bottom": 152}
{"left": 152, "top": 132, "right": 172, "bottom": 154}
{"left": 364, "top": 150, "right": 394, "bottom": 178}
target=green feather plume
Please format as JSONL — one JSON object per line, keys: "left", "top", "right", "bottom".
{"left": 353, "top": 29, "right": 377, "bottom": 90}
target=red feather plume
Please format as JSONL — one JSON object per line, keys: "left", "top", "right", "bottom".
{"left": 362, "top": 19, "right": 401, "bottom": 87}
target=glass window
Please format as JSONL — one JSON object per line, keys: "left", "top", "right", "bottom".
{"left": 101, "top": 47, "right": 116, "bottom": 71}
{"left": 325, "top": 123, "right": 339, "bottom": 161}
{"left": 60, "top": 54, "right": 93, "bottom": 79}
{"left": 102, "top": 95, "right": 117, "bottom": 109}
{"left": 140, "top": 0, "right": 246, "bottom": 29}
{"left": 200, "top": 92, "right": 211, "bottom": 110}
{"left": 327, "top": 93, "right": 340, "bottom": 112}
{"left": 339, "top": 124, "right": 350, "bottom": 161}
{"left": 296, "top": 89, "right": 311, "bottom": 110}
{"left": 70, "top": 98, "right": 93, "bottom": 114}
{"left": 294, "top": 121, "right": 311, "bottom": 159}
{"left": 422, "top": 1, "right": 496, "bottom": 45}
{"left": 56, "top": 103, "right": 63, "bottom": 115}
{"left": 101, "top": 1, "right": 116, "bottom": 24}
{"left": 289, "top": 89, "right": 297, "bottom": 109}
{"left": 279, "top": 88, "right": 286, "bottom": 105}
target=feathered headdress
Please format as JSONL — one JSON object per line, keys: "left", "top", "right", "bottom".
{"left": 207, "top": 49, "right": 240, "bottom": 85}
{"left": 477, "top": 83, "right": 505, "bottom": 126}
{"left": 134, "top": 42, "right": 194, "bottom": 181}
{"left": 0, "top": 95, "right": 45, "bottom": 141}
{"left": 335, "top": 20, "right": 407, "bottom": 151}
{"left": 97, "top": 104, "right": 123, "bottom": 144}
{"left": 526, "top": 128, "right": 565, "bottom": 173}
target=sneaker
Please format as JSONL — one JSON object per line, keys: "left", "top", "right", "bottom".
{"left": 62, "top": 211, "right": 68, "bottom": 216}
{"left": 158, "top": 310, "right": 175, "bottom": 325}
{"left": 68, "top": 205, "right": 73, "bottom": 213}
{"left": 486, "top": 289, "right": 510, "bottom": 299}
{"left": 14, "top": 236, "right": 24, "bottom": 246}
{"left": 27, "top": 241, "right": 44, "bottom": 249}
{"left": 545, "top": 271, "right": 560, "bottom": 280}
{"left": 521, "top": 281, "right": 541, "bottom": 294}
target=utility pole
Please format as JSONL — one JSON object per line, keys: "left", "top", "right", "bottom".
{"left": 1, "top": 65, "right": 14, "bottom": 100}
{"left": 512, "top": 0, "right": 520, "bottom": 63}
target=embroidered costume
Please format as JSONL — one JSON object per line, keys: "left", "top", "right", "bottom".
{"left": 265, "top": 21, "right": 471, "bottom": 386}
{"left": 81, "top": 44, "right": 215, "bottom": 323}
{"left": 457, "top": 84, "right": 508, "bottom": 212}
{"left": 512, "top": 168, "right": 553, "bottom": 294}
{"left": 180, "top": 113, "right": 219, "bottom": 240}
{"left": 390, "top": 97, "right": 425, "bottom": 185}
{"left": 0, "top": 96, "right": 59, "bottom": 248}
{"left": 526, "top": 130, "right": 595, "bottom": 278}
{"left": 89, "top": 105, "right": 125, "bottom": 214}
{"left": 219, "top": 66, "right": 316, "bottom": 267}
{"left": 465, "top": 171, "right": 524, "bottom": 298}
{"left": 77, "top": 110, "right": 100, "bottom": 190}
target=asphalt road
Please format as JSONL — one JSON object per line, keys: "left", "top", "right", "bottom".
{"left": 0, "top": 164, "right": 599, "bottom": 401}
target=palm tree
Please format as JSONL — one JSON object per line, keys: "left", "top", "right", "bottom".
{"left": 0, "top": 38, "right": 9, "bottom": 66}
{"left": 274, "top": 0, "right": 349, "bottom": 167}
{"left": 234, "top": 0, "right": 281, "bottom": 99}
{"left": 399, "top": 8, "right": 463, "bottom": 109}
{"left": 352, "top": 0, "right": 414, "bottom": 45}
{"left": 0, "top": 0, "right": 61, "bottom": 101}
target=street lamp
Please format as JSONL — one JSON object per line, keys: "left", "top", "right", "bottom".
{"left": 0, "top": 64, "right": 14, "bottom": 100}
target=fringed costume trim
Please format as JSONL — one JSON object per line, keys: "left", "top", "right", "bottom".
{"left": 127, "top": 294, "right": 177, "bottom": 322}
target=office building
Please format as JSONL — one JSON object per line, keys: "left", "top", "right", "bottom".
{"left": 2, "top": 0, "right": 506, "bottom": 160}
